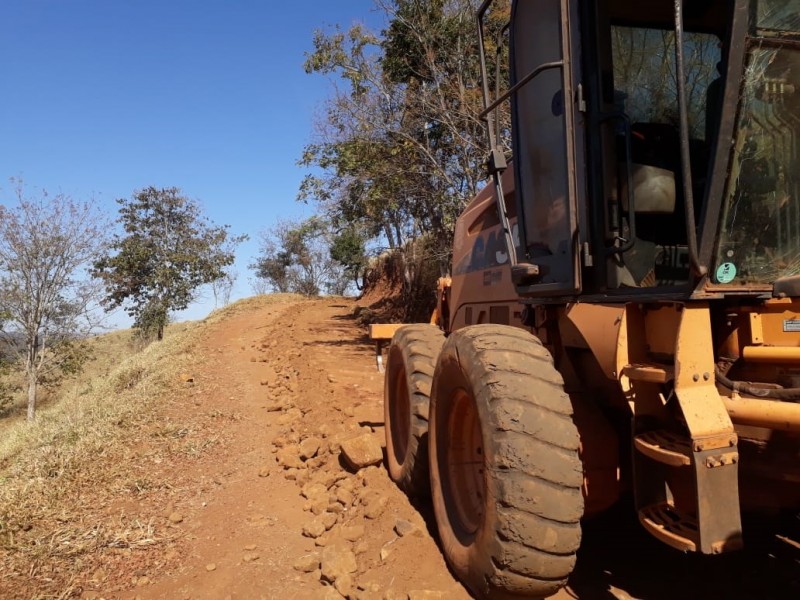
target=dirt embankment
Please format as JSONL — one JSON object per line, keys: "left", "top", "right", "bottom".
{"left": 3, "top": 295, "right": 798, "bottom": 600}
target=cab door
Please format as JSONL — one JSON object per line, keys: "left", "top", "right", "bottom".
{"left": 510, "top": 0, "right": 584, "bottom": 297}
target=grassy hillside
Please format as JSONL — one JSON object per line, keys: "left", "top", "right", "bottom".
{"left": 0, "top": 295, "right": 300, "bottom": 598}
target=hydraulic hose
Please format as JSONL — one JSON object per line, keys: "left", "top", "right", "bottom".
{"left": 715, "top": 366, "right": 800, "bottom": 402}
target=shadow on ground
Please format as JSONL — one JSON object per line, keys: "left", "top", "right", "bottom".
{"left": 569, "top": 499, "right": 799, "bottom": 600}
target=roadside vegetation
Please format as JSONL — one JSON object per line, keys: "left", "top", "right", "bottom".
{"left": 92, "top": 186, "right": 247, "bottom": 342}
{"left": 245, "top": 0, "right": 510, "bottom": 318}
{"left": 0, "top": 295, "right": 299, "bottom": 597}
{"left": 0, "top": 181, "right": 246, "bottom": 422}
{"left": 0, "top": 319, "right": 196, "bottom": 597}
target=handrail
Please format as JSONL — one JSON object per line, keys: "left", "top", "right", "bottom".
{"left": 674, "top": 0, "right": 707, "bottom": 276}
{"left": 476, "top": 1, "right": 498, "bottom": 149}
{"left": 493, "top": 22, "right": 511, "bottom": 147}
{"left": 479, "top": 60, "right": 564, "bottom": 120}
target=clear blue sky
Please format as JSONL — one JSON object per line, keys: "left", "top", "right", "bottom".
{"left": 0, "top": 0, "right": 383, "bottom": 328}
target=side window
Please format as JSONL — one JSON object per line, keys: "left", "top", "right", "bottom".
{"left": 611, "top": 27, "right": 720, "bottom": 142}
{"left": 511, "top": 0, "right": 574, "bottom": 288}
{"left": 606, "top": 26, "right": 720, "bottom": 288}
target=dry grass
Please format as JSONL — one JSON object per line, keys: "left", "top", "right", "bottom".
{"left": 201, "top": 292, "right": 308, "bottom": 325}
{"left": 0, "top": 328, "right": 142, "bottom": 426}
{"left": 0, "top": 293, "right": 305, "bottom": 598}
{"left": 0, "top": 317, "right": 208, "bottom": 599}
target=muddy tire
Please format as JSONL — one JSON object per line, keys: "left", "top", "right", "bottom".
{"left": 429, "top": 325, "right": 583, "bottom": 599}
{"left": 384, "top": 324, "right": 445, "bottom": 496}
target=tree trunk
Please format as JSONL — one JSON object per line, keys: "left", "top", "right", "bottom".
{"left": 26, "top": 333, "right": 39, "bottom": 421}
{"left": 27, "top": 368, "right": 37, "bottom": 421}
{"left": 383, "top": 223, "right": 396, "bottom": 249}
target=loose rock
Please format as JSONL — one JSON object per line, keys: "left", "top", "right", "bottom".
{"left": 394, "top": 519, "right": 417, "bottom": 537}
{"left": 294, "top": 553, "right": 320, "bottom": 573}
{"left": 340, "top": 434, "right": 384, "bottom": 470}
{"left": 305, "top": 498, "right": 330, "bottom": 515}
{"left": 299, "top": 436, "right": 323, "bottom": 460}
{"left": 277, "top": 408, "right": 303, "bottom": 426}
{"left": 363, "top": 495, "right": 388, "bottom": 519}
{"left": 301, "top": 483, "right": 328, "bottom": 500}
{"left": 380, "top": 539, "right": 397, "bottom": 561}
{"left": 335, "top": 488, "right": 354, "bottom": 507}
{"left": 335, "top": 573, "right": 355, "bottom": 598}
{"left": 302, "top": 518, "right": 328, "bottom": 539}
{"left": 320, "top": 545, "right": 358, "bottom": 583}
{"left": 277, "top": 446, "right": 306, "bottom": 470}
{"left": 321, "top": 512, "right": 337, "bottom": 530}
{"left": 340, "top": 524, "right": 365, "bottom": 542}
{"left": 352, "top": 404, "right": 383, "bottom": 425}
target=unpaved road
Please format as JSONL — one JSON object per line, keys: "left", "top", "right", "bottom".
{"left": 82, "top": 297, "right": 798, "bottom": 599}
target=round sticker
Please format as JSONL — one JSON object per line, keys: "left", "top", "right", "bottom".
{"left": 716, "top": 262, "right": 737, "bottom": 284}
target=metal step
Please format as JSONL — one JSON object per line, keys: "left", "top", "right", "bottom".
{"left": 634, "top": 430, "right": 692, "bottom": 466}
{"left": 622, "top": 363, "right": 674, "bottom": 384}
{"left": 638, "top": 501, "right": 699, "bottom": 552}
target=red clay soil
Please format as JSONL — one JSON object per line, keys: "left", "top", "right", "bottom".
{"left": 110, "top": 297, "right": 469, "bottom": 600}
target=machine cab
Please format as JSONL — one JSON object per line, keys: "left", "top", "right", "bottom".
{"left": 479, "top": 0, "right": 800, "bottom": 301}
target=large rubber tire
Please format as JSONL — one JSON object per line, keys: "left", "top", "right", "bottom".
{"left": 384, "top": 324, "right": 445, "bottom": 496}
{"left": 429, "top": 325, "right": 584, "bottom": 599}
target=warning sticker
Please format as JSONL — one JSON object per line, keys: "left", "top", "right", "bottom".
{"left": 783, "top": 319, "right": 800, "bottom": 332}
{"left": 715, "top": 262, "right": 737, "bottom": 284}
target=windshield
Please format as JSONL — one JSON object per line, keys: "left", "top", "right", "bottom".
{"left": 713, "top": 6, "right": 800, "bottom": 285}
{"left": 757, "top": 0, "right": 800, "bottom": 33}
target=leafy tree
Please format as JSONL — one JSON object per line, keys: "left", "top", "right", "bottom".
{"left": 0, "top": 181, "right": 108, "bottom": 420}
{"left": 329, "top": 225, "right": 368, "bottom": 289}
{"left": 251, "top": 217, "right": 351, "bottom": 296}
{"left": 299, "top": 0, "right": 505, "bottom": 272}
{"left": 93, "top": 187, "right": 246, "bottom": 341}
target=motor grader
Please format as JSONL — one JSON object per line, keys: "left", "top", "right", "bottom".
{"left": 374, "top": 0, "right": 800, "bottom": 598}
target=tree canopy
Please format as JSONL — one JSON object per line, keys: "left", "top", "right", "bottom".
{"left": 92, "top": 187, "right": 246, "bottom": 340}
{"left": 250, "top": 216, "right": 353, "bottom": 297}
{"left": 299, "top": 0, "right": 498, "bottom": 270}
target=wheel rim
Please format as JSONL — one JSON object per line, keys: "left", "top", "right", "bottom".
{"left": 443, "top": 387, "right": 485, "bottom": 540}
{"left": 389, "top": 363, "right": 411, "bottom": 464}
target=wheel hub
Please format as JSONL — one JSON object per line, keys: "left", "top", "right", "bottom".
{"left": 445, "top": 388, "right": 486, "bottom": 538}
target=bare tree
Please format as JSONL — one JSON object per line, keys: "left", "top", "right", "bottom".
{"left": 248, "top": 276, "right": 270, "bottom": 296}
{"left": 0, "top": 181, "right": 109, "bottom": 420}
{"left": 210, "top": 268, "right": 238, "bottom": 308}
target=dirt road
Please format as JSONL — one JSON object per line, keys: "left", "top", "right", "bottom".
{"left": 87, "top": 297, "right": 797, "bottom": 600}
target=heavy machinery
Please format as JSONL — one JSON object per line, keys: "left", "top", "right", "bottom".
{"left": 377, "top": 0, "right": 800, "bottom": 598}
